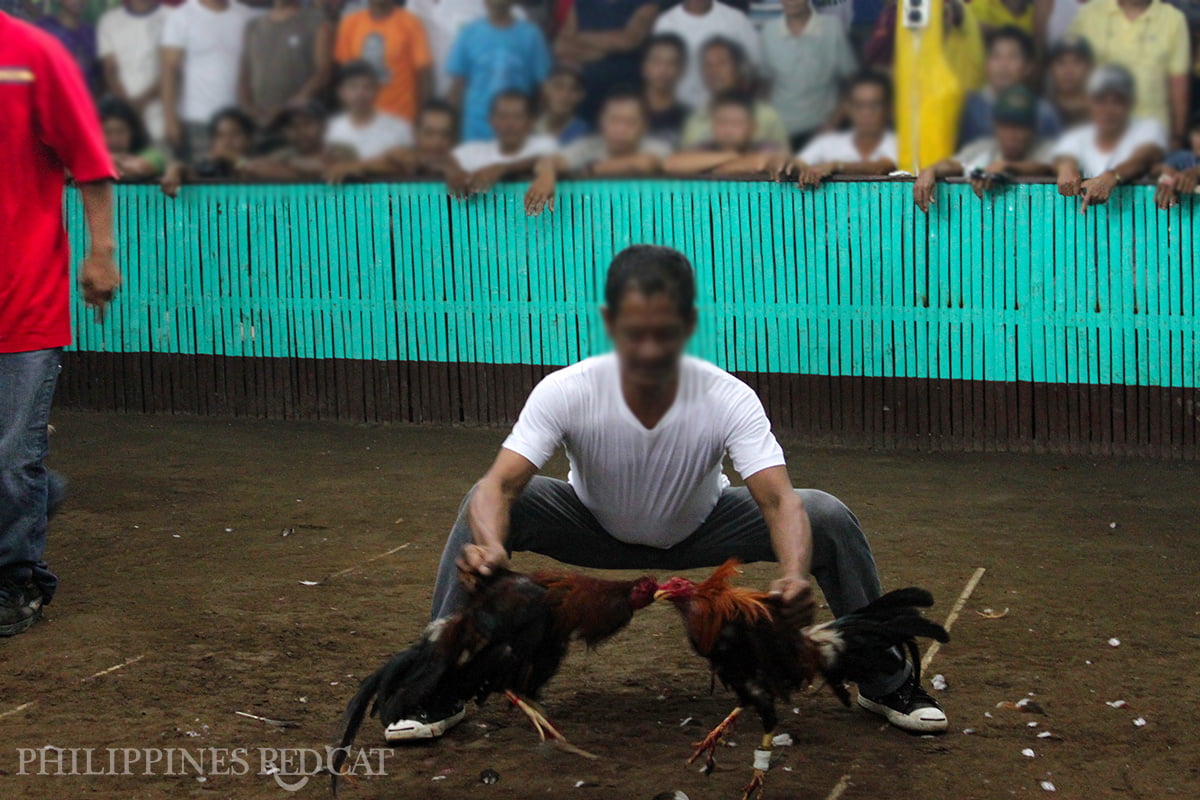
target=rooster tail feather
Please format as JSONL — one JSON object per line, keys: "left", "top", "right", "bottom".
{"left": 330, "top": 660, "right": 390, "bottom": 796}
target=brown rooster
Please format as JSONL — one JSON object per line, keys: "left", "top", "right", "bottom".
{"left": 655, "top": 559, "right": 949, "bottom": 800}
{"left": 331, "top": 568, "right": 657, "bottom": 793}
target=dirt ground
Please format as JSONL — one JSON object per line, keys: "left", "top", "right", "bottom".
{"left": 0, "top": 411, "right": 1197, "bottom": 800}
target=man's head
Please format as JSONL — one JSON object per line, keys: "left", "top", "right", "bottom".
{"left": 846, "top": 71, "right": 891, "bottom": 137}
{"left": 56, "top": 0, "right": 86, "bottom": 16}
{"left": 336, "top": 61, "right": 380, "bottom": 117}
{"left": 700, "top": 37, "right": 749, "bottom": 95}
{"left": 598, "top": 89, "right": 648, "bottom": 155}
{"left": 483, "top": 0, "right": 513, "bottom": 18}
{"left": 984, "top": 26, "right": 1036, "bottom": 92}
{"left": 366, "top": 0, "right": 394, "bottom": 14}
{"left": 415, "top": 101, "right": 458, "bottom": 160}
{"left": 207, "top": 107, "right": 256, "bottom": 159}
{"left": 710, "top": 91, "right": 756, "bottom": 152}
{"left": 490, "top": 90, "right": 535, "bottom": 151}
{"left": 99, "top": 97, "right": 150, "bottom": 156}
{"left": 991, "top": 86, "right": 1038, "bottom": 161}
{"left": 603, "top": 246, "right": 698, "bottom": 388}
{"left": 275, "top": 100, "right": 328, "bottom": 156}
{"left": 780, "top": 0, "right": 811, "bottom": 18}
{"left": 1087, "top": 64, "right": 1135, "bottom": 138}
{"left": 642, "top": 33, "right": 686, "bottom": 94}
{"left": 1048, "top": 35, "right": 1093, "bottom": 95}
{"left": 540, "top": 68, "right": 585, "bottom": 118}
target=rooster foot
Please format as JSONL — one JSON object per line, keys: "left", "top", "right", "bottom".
{"left": 688, "top": 706, "right": 743, "bottom": 774}
{"left": 740, "top": 768, "right": 766, "bottom": 800}
{"left": 504, "top": 690, "right": 598, "bottom": 760}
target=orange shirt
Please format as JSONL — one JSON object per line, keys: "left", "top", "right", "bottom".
{"left": 334, "top": 8, "right": 431, "bottom": 121}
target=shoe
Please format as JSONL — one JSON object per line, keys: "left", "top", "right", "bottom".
{"left": 857, "top": 674, "right": 948, "bottom": 733}
{"left": 383, "top": 702, "right": 466, "bottom": 742}
{"left": 0, "top": 581, "right": 45, "bottom": 637}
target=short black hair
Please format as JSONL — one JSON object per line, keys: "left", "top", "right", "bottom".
{"left": 491, "top": 89, "right": 535, "bottom": 117}
{"left": 545, "top": 66, "right": 584, "bottom": 88}
{"left": 986, "top": 25, "right": 1036, "bottom": 62}
{"left": 645, "top": 32, "right": 688, "bottom": 64}
{"left": 418, "top": 99, "right": 458, "bottom": 126}
{"left": 847, "top": 70, "right": 892, "bottom": 106}
{"left": 207, "top": 106, "right": 256, "bottom": 139}
{"left": 337, "top": 59, "right": 380, "bottom": 87}
{"left": 97, "top": 96, "right": 151, "bottom": 154}
{"left": 605, "top": 245, "right": 696, "bottom": 319}
{"left": 602, "top": 86, "right": 647, "bottom": 115}
{"left": 710, "top": 89, "right": 755, "bottom": 115}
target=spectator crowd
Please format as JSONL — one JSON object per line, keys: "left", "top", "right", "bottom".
{"left": 8, "top": 0, "right": 1200, "bottom": 211}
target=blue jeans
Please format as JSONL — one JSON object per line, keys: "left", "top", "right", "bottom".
{"left": 0, "top": 348, "right": 64, "bottom": 603}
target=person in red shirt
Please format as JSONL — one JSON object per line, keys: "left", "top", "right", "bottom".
{"left": 0, "top": 11, "right": 121, "bottom": 637}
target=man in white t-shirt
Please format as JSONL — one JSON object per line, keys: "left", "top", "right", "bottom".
{"left": 794, "top": 71, "right": 897, "bottom": 187}
{"left": 447, "top": 89, "right": 558, "bottom": 194}
{"left": 160, "top": 0, "right": 262, "bottom": 158}
{"left": 396, "top": 246, "right": 948, "bottom": 744}
{"left": 97, "top": 0, "right": 168, "bottom": 141}
{"left": 653, "top": 0, "right": 761, "bottom": 110}
{"left": 1052, "top": 64, "right": 1166, "bottom": 211}
{"left": 326, "top": 60, "right": 414, "bottom": 159}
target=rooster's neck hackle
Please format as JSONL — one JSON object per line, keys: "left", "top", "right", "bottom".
{"left": 689, "top": 559, "right": 771, "bottom": 653}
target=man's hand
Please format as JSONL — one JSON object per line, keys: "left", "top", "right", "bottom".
{"left": 325, "top": 161, "right": 362, "bottom": 185}
{"left": 913, "top": 170, "right": 936, "bottom": 213}
{"left": 524, "top": 172, "right": 556, "bottom": 216}
{"left": 468, "top": 164, "right": 507, "bottom": 195}
{"left": 1176, "top": 166, "right": 1200, "bottom": 196}
{"left": 1056, "top": 164, "right": 1081, "bottom": 197}
{"left": 1155, "top": 171, "right": 1180, "bottom": 210}
{"left": 456, "top": 541, "right": 510, "bottom": 577}
{"left": 1080, "top": 170, "right": 1118, "bottom": 212}
{"left": 769, "top": 574, "right": 814, "bottom": 626}
{"left": 446, "top": 165, "right": 472, "bottom": 198}
{"left": 79, "top": 248, "right": 121, "bottom": 322}
{"left": 796, "top": 162, "right": 833, "bottom": 189}
{"left": 968, "top": 170, "right": 995, "bottom": 200}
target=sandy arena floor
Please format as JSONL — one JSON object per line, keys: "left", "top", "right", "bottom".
{"left": 0, "top": 411, "right": 1196, "bottom": 800}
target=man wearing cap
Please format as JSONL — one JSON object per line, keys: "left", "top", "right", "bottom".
{"left": 1046, "top": 35, "right": 1094, "bottom": 128}
{"left": 914, "top": 85, "right": 1056, "bottom": 212}
{"left": 1067, "top": 0, "right": 1190, "bottom": 147}
{"left": 1052, "top": 63, "right": 1167, "bottom": 210}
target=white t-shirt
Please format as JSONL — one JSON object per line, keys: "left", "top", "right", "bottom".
{"left": 161, "top": 0, "right": 262, "bottom": 124}
{"left": 1050, "top": 118, "right": 1167, "bottom": 177}
{"left": 503, "top": 354, "right": 786, "bottom": 548}
{"left": 326, "top": 112, "right": 414, "bottom": 159}
{"left": 653, "top": 1, "right": 762, "bottom": 110}
{"left": 953, "top": 137, "right": 1057, "bottom": 173}
{"left": 407, "top": 0, "right": 526, "bottom": 97}
{"left": 452, "top": 134, "right": 558, "bottom": 172}
{"left": 97, "top": 4, "right": 168, "bottom": 139}
{"left": 798, "top": 130, "right": 898, "bottom": 163}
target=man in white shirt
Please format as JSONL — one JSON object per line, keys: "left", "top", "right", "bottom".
{"left": 97, "top": 0, "right": 168, "bottom": 141}
{"left": 448, "top": 89, "right": 558, "bottom": 194}
{"left": 160, "top": 0, "right": 262, "bottom": 158}
{"left": 326, "top": 61, "right": 414, "bottom": 159}
{"left": 396, "top": 245, "right": 948, "bottom": 743}
{"left": 794, "top": 71, "right": 897, "bottom": 187}
{"left": 653, "top": 0, "right": 761, "bottom": 110}
{"left": 1052, "top": 64, "right": 1166, "bottom": 211}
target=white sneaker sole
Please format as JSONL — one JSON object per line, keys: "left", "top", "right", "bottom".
{"left": 857, "top": 694, "right": 948, "bottom": 733}
{"left": 383, "top": 707, "right": 466, "bottom": 743}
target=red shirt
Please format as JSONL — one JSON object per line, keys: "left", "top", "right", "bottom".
{"left": 0, "top": 12, "right": 115, "bottom": 354}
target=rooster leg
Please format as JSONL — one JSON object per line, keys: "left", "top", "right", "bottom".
{"left": 739, "top": 731, "right": 774, "bottom": 800}
{"left": 504, "top": 690, "right": 599, "bottom": 760}
{"left": 688, "top": 706, "right": 743, "bottom": 774}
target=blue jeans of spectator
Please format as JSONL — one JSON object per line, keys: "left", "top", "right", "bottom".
{"left": 0, "top": 348, "right": 65, "bottom": 603}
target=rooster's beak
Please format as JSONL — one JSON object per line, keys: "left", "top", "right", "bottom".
{"left": 653, "top": 589, "right": 669, "bottom": 602}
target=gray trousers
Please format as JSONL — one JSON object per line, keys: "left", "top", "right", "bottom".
{"left": 431, "top": 476, "right": 907, "bottom": 695}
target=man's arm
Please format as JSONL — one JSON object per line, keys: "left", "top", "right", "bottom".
{"left": 467, "top": 156, "right": 542, "bottom": 194}
{"left": 294, "top": 19, "right": 334, "bottom": 103}
{"left": 663, "top": 149, "right": 743, "bottom": 175}
{"left": 797, "top": 157, "right": 895, "bottom": 187}
{"left": 160, "top": 46, "right": 185, "bottom": 151}
{"left": 553, "top": 8, "right": 607, "bottom": 66}
{"left": 569, "top": 4, "right": 657, "bottom": 54}
{"left": 1054, "top": 155, "right": 1082, "bottom": 197}
{"left": 459, "top": 448, "right": 540, "bottom": 575}
{"left": 589, "top": 152, "right": 663, "bottom": 176}
{"left": 1168, "top": 74, "right": 1189, "bottom": 146}
{"left": 1079, "top": 143, "right": 1164, "bottom": 211}
{"left": 913, "top": 158, "right": 964, "bottom": 212}
{"left": 743, "top": 465, "right": 812, "bottom": 605}
{"left": 77, "top": 181, "right": 121, "bottom": 318}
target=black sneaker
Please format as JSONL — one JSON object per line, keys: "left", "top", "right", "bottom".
{"left": 0, "top": 581, "right": 45, "bottom": 637}
{"left": 857, "top": 674, "right": 948, "bottom": 733}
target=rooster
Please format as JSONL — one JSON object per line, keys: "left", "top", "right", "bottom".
{"left": 331, "top": 568, "right": 658, "bottom": 793}
{"left": 655, "top": 560, "right": 949, "bottom": 800}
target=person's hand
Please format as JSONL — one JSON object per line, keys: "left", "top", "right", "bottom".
{"left": 456, "top": 541, "right": 510, "bottom": 577}
{"left": 79, "top": 248, "right": 121, "bottom": 322}
{"left": 469, "top": 164, "right": 506, "bottom": 195}
{"left": 524, "top": 173, "right": 555, "bottom": 216}
{"left": 796, "top": 162, "right": 832, "bottom": 189}
{"left": 164, "top": 115, "right": 183, "bottom": 153}
{"left": 325, "top": 161, "right": 362, "bottom": 185}
{"left": 1176, "top": 166, "right": 1200, "bottom": 196}
{"left": 769, "top": 575, "right": 815, "bottom": 626}
{"left": 446, "top": 166, "right": 472, "bottom": 199}
{"left": 968, "top": 170, "right": 994, "bottom": 200}
{"left": 761, "top": 153, "right": 795, "bottom": 181}
{"left": 1154, "top": 171, "right": 1180, "bottom": 210}
{"left": 913, "top": 170, "right": 936, "bottom": 213}
{"left": 1056, "top": 166, "right": 1081, "bottom": 198}
{"left": 1080, "top": 170, "right": 1118, "bottom": 212}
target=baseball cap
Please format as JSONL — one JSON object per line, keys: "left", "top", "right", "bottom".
{"left": 1048, "top": 35, "right": 1093, "bottom": 63}
{"left": 1087, "top": 64, "right": 1135, "bottom": 101}
{"left": 993, "top": 86, "right": 1038, "bottom": 128}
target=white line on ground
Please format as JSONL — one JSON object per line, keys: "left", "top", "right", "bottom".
{"left": 822, "top": 567, "right": 987, "bottom": 800}
{"left": 80, "top": 654, "right": 145, "bottom": 683}
{"left": 324, "top": 542, "right": 410, "bottom": 581}
{"left": 0, "top": 701, "right": 36, "bottom": 721}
